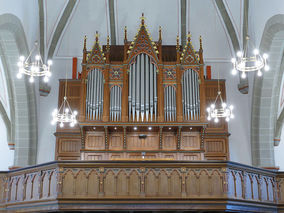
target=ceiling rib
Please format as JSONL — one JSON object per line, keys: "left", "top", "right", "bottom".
{"left": 108, "top": 0, "right": 116, "bottom": 45}
{"left": 181, "top": 0, "right": 187, "bottom": 47}
{"left": 47, "top": 0, "right": 76, "bottom": 60}
{"left": 215, "top": 0, "right": 249, "bottom": 94}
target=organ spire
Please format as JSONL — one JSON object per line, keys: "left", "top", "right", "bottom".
{"left": 180, "top": 32, "right": 199, "bottom": 65}
{"left": 87, "top": 31, "right": 106, "bottom": 64}
{"left": 126, "top": 13, "right": 159, "bottom": 63}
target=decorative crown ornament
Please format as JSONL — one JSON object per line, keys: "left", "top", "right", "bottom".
{"left": 17, "top": 41, "right": 52, "bottom": 83}
{"left": 231, "top": 35, "right": 269, "bottom": 78}
{"left": 51, "top": 77, "right": 77, "bottom": 127}
{"left": 207, "top": 91, "right": 234, "bottom": 123}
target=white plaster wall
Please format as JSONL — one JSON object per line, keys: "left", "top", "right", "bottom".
{"left": 207, "top": 62, "right": 252, "bottom": 165}
{"left": 249, "top": 0, "right": 284, "bottom": 47}
{"left": 0, "top": 57, "right": 10, "bottom": 119}
{"left": 190, "top": 0, "right": 233, "bottom": 60}
{"left": 225, "top": 0, "right": 242, "bottom": 41}
{"left": 0, "top": 0, "right": 39, "bottom": 51}
{"left": 45, "top": 0, "right": 68, "bottom": 49}
{"left": 275, "top": 125, "right": 284, "bottom": 171}
{"left": 0, "top": 115, "right": 14, "bottom": 171}
{"left": 37, "top": 59, "right": 73, "bottom": 163}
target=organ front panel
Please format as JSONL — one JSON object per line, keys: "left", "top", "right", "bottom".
{"left": 55, "top": 14, "right": 230, "bottom": 161}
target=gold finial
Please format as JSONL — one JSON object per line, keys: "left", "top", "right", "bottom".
{"left": 95, "top": 31, "right": 99, "bottom": 43}
{"left": 83, "top": 35, "right": 87, "bottom": 50}
{"left": 199, "top": 35, "right": 203, "bottom": 49}
{"left": 187, "top": 32, "right": 191, "bottom": 42}
{"left": 106, "top": 35, "right": 110, "bottom": 51}
{"left": 141, "top": 13, "right": 145, "bottom": 26}
{"left": 159, "top": 26, "right": 162, "bottom": 41}
{"left": 124, "top": 26, "right": 127, "bottom": 42}
{"left": 176, "top": 35, "right": 180, "bottom": 50}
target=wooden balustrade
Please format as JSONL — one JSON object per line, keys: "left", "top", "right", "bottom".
{"left": 0, "top": 161, "right": 284, "bottom": 212}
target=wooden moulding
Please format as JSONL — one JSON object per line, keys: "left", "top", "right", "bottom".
{"left": 1, "top": 161, "right": 284, "bottom": 212}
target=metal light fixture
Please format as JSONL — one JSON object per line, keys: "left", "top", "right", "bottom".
{"left": 231, "top": 36, "right": 269, "bottom": 78}
{"left": 207, "top": 77, "right": 234, "bottom": 123}
{"left": 17, "top": 41, "right": 52, "bottom": 83}
{"left": 51, "top": 78, "right": 77, "bottom": 127}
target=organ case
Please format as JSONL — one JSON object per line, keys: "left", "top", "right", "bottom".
{"left": 55, "top": 15, "right": 230, "bottom": 161}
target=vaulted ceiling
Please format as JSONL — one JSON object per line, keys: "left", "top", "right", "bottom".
{"left": 43, "top": 0, "right": 242, "bottom": 62}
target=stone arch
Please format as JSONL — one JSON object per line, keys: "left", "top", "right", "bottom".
{"left": 0, "top": 13, "right": 37, "bottom": 167}
{"left": 251, "top": 14, "right": 284, "bottom": 167}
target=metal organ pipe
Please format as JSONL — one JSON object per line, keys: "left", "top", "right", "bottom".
{"left": 128, "top": 53, "right": 157, "bottom": 122}
{"left": 141, "top": 54, "right": 145, "bottom": 121}
{"left": 182, "top": 69, "right": 200, "bottom": 120}
{"left": 110, "top": 85, "right": 121, "bottom": 121}
{"left": 128, "top": 65, "right": 132, "bottom": 120}
{"left": 85, "top": 69, "right": 104, "bottom": 120}
{"left": 164, "top": 86, "right": 176, "bottom": 121}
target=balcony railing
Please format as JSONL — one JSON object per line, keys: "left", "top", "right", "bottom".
{"left": 0, "top": 161, "right": 284, "bottom": 212}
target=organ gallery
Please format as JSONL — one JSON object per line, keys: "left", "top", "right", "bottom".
{"left": 55, "top": 15, "right": 229, "bottom": 161}
{"left": 3, "top": 13, "right": 284, "bottom": 213}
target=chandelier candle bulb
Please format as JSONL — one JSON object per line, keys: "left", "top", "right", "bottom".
{"left": 263, "top": 53, "right": 268, "bottom": 59}
{"left": 237, "top": 51, "right": 242, "bottom": 57}
{"left": 29, "top": 77, "right": 34, "bottom": 83}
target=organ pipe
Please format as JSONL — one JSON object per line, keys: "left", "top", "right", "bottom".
{"left": 110, "top": 85, "right": 121, "bottom": 121}
{"left": 182, "top": 69, "right": 200, "bottom": 120}
{"left": 164, "top": 86, "right": 176, "bottom": 121}
{"left": 128, "top": 53, "right": 157, "bottom": 122}
{"left": 85, "top": 69, "right": 104, "bottom": 120}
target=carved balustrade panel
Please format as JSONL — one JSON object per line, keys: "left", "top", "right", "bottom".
{"left": 0, "top": 162, "right": 283, "bottom": 212}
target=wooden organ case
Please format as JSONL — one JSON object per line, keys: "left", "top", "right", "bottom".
{"left": 55, "top": 15, "right": 229, "bottom": 161}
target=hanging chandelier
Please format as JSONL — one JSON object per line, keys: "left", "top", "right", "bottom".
{"left": 17, "top": 41, "right": 52, "bottom": 83}
{"left": 51, "top": 79, "right": 77, "bottom": 127}
{"left": 207, "top": 77, "right": 234, "bottom": 123}
{"left": 231, "top": 36, "right": 269, "bottom": 78}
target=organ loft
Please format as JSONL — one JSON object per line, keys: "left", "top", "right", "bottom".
{"left": 3, "top": 13, "right": 284, "bottom": 213}
{"left": 55, "top": 14, "right": 229, "bottom": 161}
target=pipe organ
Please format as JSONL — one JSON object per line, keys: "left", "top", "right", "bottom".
{"left": 86, "top": 69, "right": 104, "bottom": 120}
{"left": 55, "top": 14, "right": 230, "bottom": 162}
{"left": 182, "top": 69, "right": 200, "bottom": 120}
{"left": 129, "top": 53, "right": 157, "bottom": 122}
{"left": 110, "top": 85, "right": 121, "bottom": 121}
{"left": 164, "top": 85, "right": 176, "bottom": 121}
